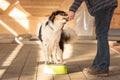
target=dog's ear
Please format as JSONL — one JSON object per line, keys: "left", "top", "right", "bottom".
{"left": 49, "top": 11, "right": 57, "bottom": 23}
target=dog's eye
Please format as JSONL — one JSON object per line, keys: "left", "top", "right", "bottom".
{"left": 60, "top": 13, "right": 68, "bottom": 16}
{"left": 63, "top": 13, "right": 68, "bottom": 16}
{"left": 64, "top": 13, "right": 68, "bottom": 16}
{"left": 63, "top": 18, "right": 66, "bottom": 19}
{"left": 63, "top": 18, "right": 68, "bottom": 21}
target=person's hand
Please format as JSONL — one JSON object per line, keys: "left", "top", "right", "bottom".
{"left": 68, "top": 11, "right": 75, "bottom": 21}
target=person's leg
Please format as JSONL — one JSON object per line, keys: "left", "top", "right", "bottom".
{"left": 92, "top": 7, "right": 115, "bottom": 71}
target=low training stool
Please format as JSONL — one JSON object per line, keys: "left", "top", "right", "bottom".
{"left": 44, "top": 64, "right": 67, "bottom": 74}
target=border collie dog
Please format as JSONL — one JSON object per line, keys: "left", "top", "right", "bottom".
{"left": 38, "top": 10, "right": 76, "bottom": 64}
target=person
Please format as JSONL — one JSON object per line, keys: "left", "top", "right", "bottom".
{"left": 68, "top": 0, "right": 118, "bottom": 77}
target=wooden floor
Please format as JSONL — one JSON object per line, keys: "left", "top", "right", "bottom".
{"left": 0, "top": 41, "right": 120, "bottom": 80}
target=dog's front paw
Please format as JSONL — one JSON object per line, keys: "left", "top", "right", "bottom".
{"left": 53, "top": 60, "right": 63, "bottom": 64}
{"left": 45, "top": 61, "right": 50, "bottom": 64}
{"left": 45, "top": 61, "right": 54, "bottom": 64}
{"left": 53, "top": 60, "right": 59, "bottom": 64}
{"left": 59, "top": 60, "right": 63, "bottom": 64}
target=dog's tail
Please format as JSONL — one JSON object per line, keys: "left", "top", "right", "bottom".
{"left": 61, "top": 27, "right": 78, "bottom": 43}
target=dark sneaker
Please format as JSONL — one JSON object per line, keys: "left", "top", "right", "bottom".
{"left": 83, "top": 67, "right": 109, "bottom": 77}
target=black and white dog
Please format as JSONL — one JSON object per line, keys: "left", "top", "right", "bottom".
{"left": 38, "top": 10, "right": 77, "bottom": 64}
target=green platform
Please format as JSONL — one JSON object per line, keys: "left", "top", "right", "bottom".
{"left": 44, "top": 64, "right": 67, "bottom": 74}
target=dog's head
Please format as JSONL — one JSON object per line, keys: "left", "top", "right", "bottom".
{"left": 49, "top": 10, "right": 68, "bottom": 24}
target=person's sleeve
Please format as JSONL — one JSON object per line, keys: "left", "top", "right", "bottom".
{"left": 69, "top": 0, "right": 83, "bottom": 12}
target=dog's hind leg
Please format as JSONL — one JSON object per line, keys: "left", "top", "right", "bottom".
{"left": 58, "top": 39, "right": 64, "bottom": 63}
{"left": 57, "top": 48, "right": 63, "bottom": 63}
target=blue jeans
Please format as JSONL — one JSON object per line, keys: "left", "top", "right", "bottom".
{"left": 92, "top": 7, "right": 115, "bottom": 71}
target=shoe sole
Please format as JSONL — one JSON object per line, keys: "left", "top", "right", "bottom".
{"left": 97, "top": 73, "right": 109, "bottom": 77}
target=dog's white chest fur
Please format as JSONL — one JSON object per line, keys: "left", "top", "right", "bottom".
{"left": 41, "top": 20, "right": 63, "bottom": 48}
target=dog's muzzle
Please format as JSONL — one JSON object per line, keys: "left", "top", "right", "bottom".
{"left": 63, "top": 17, "right": 69, "bottom": 24}
{"left": 63, "top": 17, "right": 69, "bottom": 22}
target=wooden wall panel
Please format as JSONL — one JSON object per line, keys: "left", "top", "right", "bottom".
{"left": 110, "top": 0, "right": 120, "bottom": 29}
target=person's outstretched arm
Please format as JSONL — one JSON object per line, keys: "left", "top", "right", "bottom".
{"left": 68, "top": 0, "right": 83, "bottom": 20}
